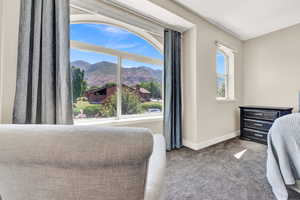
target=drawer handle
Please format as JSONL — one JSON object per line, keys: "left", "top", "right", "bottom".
{"left": 252, "top": 113, "right": 263, "bottom": 116}
{"left": 254, "top": 133, "right": 264, "bottom": 138}
{"left": 253, "top": 123, "right": 263, "bottom": 127}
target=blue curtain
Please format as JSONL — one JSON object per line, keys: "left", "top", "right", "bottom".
{"left": 164, "top": 29, "right": 183, "bottom": 151}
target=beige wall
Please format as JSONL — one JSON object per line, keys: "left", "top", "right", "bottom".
{"left": 0, "top": 0, "right": 20, "bottom": 123}
{"left": 0, "top": 0, "right": 3, "bottom": 122}
{"left": 150, "top": 0, "right": 244, "bottom": 150}
{"left": 243, "top": 24, "right": 300, "bottom": 112}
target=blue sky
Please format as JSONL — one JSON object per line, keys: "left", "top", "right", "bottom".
{"left": 70, "top": 23, "right": 224, "bottom": 72}
{"left": 70, "top": 24, "right": 163, "bottom": 70}
{"left": 216, "top": 50, "right": 226, "bottom": 74}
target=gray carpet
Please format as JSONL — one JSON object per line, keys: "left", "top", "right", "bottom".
{"left": 166, "top": 138, "right": 300, "bottom": 200}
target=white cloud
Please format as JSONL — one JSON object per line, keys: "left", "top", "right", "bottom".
{"left": 85, "top": 24, "right": 129, "bottom": 35}
{"left": 104, "top": 26, "right": 129, "bottom": 35}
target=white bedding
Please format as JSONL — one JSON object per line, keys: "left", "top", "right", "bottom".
{"left": 289, "top": 180, "right": 300, "bottom": 194}
{"left": 267, "top": 113, "right": 300, "bottom": 200}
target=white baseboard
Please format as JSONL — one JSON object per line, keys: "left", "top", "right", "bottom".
{"left": 183, "top": 131, "right": 240, "bottom": 151}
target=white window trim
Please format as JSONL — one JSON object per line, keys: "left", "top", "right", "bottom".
{"left": 70, "top": 15, "right": 164, "bottom": 53}
{"left": 70, "top": 0, "right": 164, "bottom": 37}
{"left": 216, "top": 42, "right": 235, "bottom": 101}
{"left": 75, "top": 115, "right": 163, "bottom": 126}
{"left": 71, "top": 33, "right": 164, "bottom": 123}
{"left": 216, "top": 97, "right": 237, "bottom": 103}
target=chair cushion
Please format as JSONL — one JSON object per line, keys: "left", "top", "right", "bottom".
{"left": 0, "top": 125, "right": 153, "bottom": 200}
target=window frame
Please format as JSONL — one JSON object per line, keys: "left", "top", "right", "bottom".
{"left": 216, "top": 43, "right": 235, "bottom": 101}
{"left": 70, "top": 26, "right": 164, "bottom": 123}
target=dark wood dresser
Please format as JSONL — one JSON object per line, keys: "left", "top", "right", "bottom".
{"left": 239, "top": 106, "right": 293, "bottom": 144}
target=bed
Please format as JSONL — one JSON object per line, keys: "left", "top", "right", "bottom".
{"left": 267, "top": 113, "right": 300, "bottom": 200}
{"left": 290, "top": 180, "right": 300, "bottom": 194}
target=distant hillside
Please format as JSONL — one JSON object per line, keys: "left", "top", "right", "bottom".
{"left": 71, "top": 60, "right": 162, "bottom": 87}
{"left": 71, "top": 60, "right": 90, "bottom": 71}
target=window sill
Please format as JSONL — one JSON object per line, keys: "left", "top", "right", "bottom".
{"left": 74, "top": 115, "right": 163, "bottom": 126}
{"left": 216, "top": 98, "right": 237, "bottom": 103}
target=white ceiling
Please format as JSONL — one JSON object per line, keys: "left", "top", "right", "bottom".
{"left": 174, "top": 0, "right": 300, "bottom": 40}
{"left": 108, "top": 0, "right": 194, "bottom": 32}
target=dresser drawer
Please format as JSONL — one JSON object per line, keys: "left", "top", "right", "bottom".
{"left": 244, "top": 119, "right": 273, "bottom": 131}
{"left": 240, "top": 106, "right": 293, "bottom": 145}
{"left": 243, "top": 128, "right": 268, "bottom": 141}
{"left": 244, "top": 109, "right": 279, "bottom": 121}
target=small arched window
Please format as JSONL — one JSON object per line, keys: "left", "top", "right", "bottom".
{"left": 216, "top": 43, "right": 235, "bottom": 100}
{"left": 70, "top": 23, "right": 163, "bottom": 122}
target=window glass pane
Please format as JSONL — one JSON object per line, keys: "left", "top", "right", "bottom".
{"left": 217, "top": 75, "right": 226, "bottom": 98}
{"left": 216, "top": 49, "right": 227, "bottom": 98}
{"left": 71, "top": 48, "right": 118, "bottom": 120}
{"left": 70, "top": 23, "right": 163, "bottom": 60}
{"left": 121, "top": 59, "right": 163, "bottom": 116}
{"left": 216, "top": 50, "right": 226, "bottom": 75}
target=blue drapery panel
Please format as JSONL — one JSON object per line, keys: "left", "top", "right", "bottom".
{"left": 13, "top": 0, "right": 73, "bottom": 124}
{"left": 164, "top": 29, "right": 183, "bottom": 151}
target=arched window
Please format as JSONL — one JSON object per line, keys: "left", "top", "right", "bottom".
{"left": 70, "top": 23, "right": 163, "bottom": 122}
{"left": 216, "top": 43, "right": 235, "bottom": 100}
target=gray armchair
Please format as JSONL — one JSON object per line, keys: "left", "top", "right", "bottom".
{"left": 0, "top": 125, "right": 166, "bottom": 200}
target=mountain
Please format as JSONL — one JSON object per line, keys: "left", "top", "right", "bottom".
{"left": 71, "top": 60, "right": 91, "bottom": 71}
{"left": 71, "top": 60, "right": 162, "bottom": 87}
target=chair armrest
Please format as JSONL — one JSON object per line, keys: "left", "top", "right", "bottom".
{"left": 145, "top": 134, "right": 166, "bottom": 200}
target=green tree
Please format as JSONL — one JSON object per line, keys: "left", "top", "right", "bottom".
{"left": 100, "top": 94, "right": 117, "bottom": 117}
{"left": 100, "top": 88, "right": 142, "bottom": 117}
{"left": 72, "top": 67, "right": 87, "bottom": 102}
{"left": 88, "top": 82, "right": 116, "bottom": 91}
{"left": 121, "top": 88, "right": 142, "bottom": 115}
{"left": 83, "top": 105, "right": 101, "bottom": 117}
{"left": 217, "top": 82, "right": 225, "bottom": 97}
{"left": 104, "top": 82, "right": 117, "bottom": 88}
{"left": 73, "top": 98, "right": 102, "bottom": 118}
{"left": 88, "top": 85, "right": 100, "bottom": 90}
{"left": 138, "top": 81, "right": 161, "bottom": 99}
{"left": 140, "top": 102, "right": 162, "bottom": 112}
